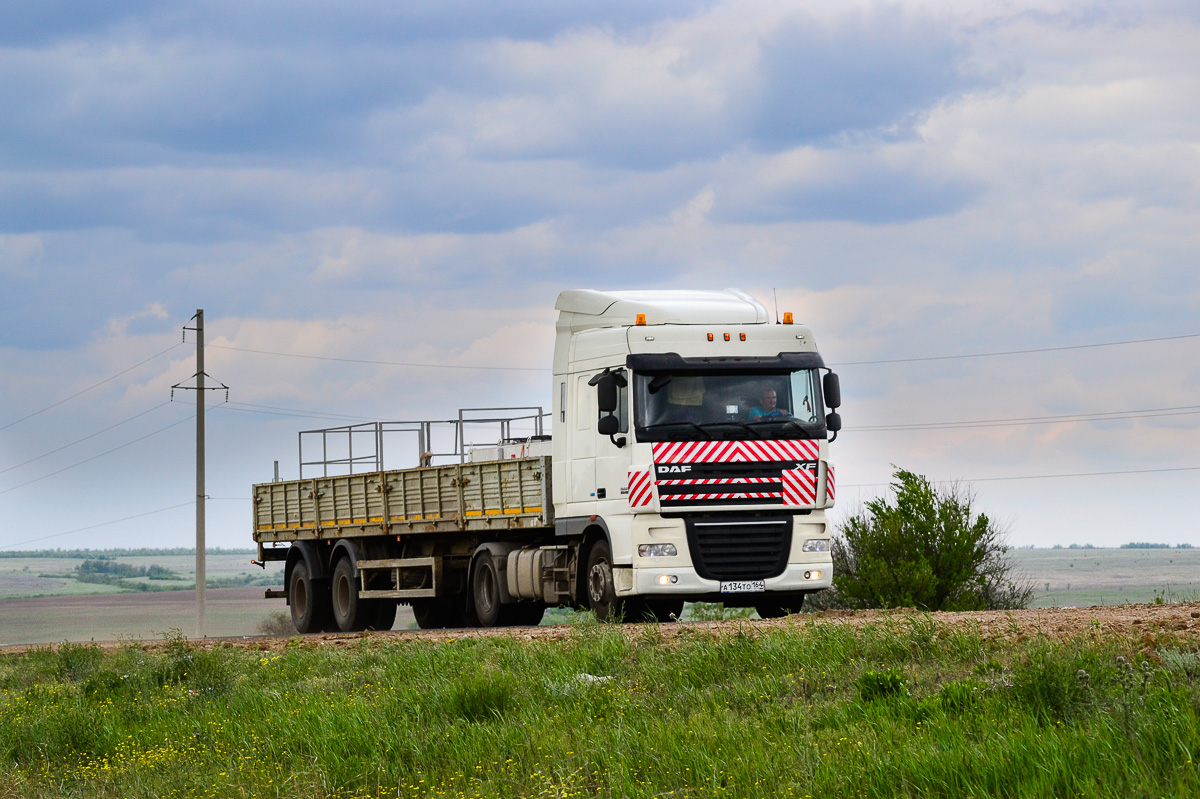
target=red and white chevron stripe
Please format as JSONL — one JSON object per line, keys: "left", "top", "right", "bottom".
{"left": 627, "top": 469, "right": 653, "bottom": 508}
{"left": 656, "top": 477, "right": 777, "bottom": 486}
{"left": 782, "top": 466, "right": 818, "bottom": 506}
{"left": 659, "top": 492, "right": 782, "bottom": 502}
{"left": 825, "top": 464, "right": 836, "bottom": 503}
{"left": 652, "top": 439, "right": 819, "bottom": 464}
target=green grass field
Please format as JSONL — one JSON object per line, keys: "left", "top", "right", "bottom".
{"left": 2, "top": 616, "right": 1198, "bottom": 798}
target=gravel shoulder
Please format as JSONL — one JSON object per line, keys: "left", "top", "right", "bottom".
{"left": 5, "top": 601, "right": 1198, "bottom": 655}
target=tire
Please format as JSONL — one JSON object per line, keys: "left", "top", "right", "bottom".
{"left": 368, "top": 600, "right": 397, "bottom": 631}
{"left": 585, "top": 540, "right": 621, "bottom": 621}
{"left": 288, "top": 560, "right": 330, "bottom": 634}
{"left": 755, "top": 594, "right": 805, "bottom": 619}
{"left": 471, "top": 554, "right": 503, "bottom": 628}
{"left": 331, "top": 557, "right": 369, "bottom": 632}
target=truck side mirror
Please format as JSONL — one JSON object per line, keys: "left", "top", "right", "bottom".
{"left": 825, "top": 411, "right": 841, "bottom": 443}
{"left": 597, "top": 415, "right": 619, "bottom": 436}
{"left": 589, "top": 370, "right": 620, "bottom": 413}
{"left": 822, "top": 372, "right": 841, "bottom": 409}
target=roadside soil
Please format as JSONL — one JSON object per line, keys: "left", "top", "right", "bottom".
{"left": 5, "top": 601, "right": 1199, "bottom": 655}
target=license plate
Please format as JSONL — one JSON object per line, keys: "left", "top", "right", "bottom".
{"left": 720, "top": 580, "right": 765, "bottom": 593}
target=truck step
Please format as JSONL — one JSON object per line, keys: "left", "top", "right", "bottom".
{"left": 264, "top": 589, "right": 287, "bottom": 599}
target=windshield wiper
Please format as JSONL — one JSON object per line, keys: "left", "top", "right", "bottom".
{"left": 638, "top": 421, "right": 713, "bottom": 440}
{"left": 700, "top": 421, "right": 765, "bottom": 440}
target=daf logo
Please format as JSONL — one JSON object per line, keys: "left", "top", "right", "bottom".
{"left": 659, "top": 465, "right": 692, "bottom": 474}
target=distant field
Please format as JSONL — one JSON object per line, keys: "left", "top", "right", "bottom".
{"left": 1009, "top": 547, "right": 1200, "bottom": 608}
{"left": 2, "top": 548, "right": 1199, "bottom": 645}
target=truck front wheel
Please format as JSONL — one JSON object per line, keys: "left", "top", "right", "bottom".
{"left": 289, "top": 560, "right": 331, "bottom": 634}
{"left": 585, "top": 540, "right": 621, "bottom": 621}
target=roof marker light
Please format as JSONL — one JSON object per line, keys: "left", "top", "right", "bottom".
{"left": 707, "top": 333, "right": 714, "bottom": 341}
{"left": 723, "top": 333, "right": 730, "bottom": 341}
{"left": 636, "top": 313, "right": 647, "bottom": 326}
{"left": 782, "top": 312, "right": 793, "bottom": 325}
{"left": 739, "top": 333, "right": 746, "bottom": 341}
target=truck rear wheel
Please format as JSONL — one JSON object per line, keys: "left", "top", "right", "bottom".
{"left": 471, "top": 553, "right": 503, "bottom": 628}
{"left": 289, "top": 560, "right": 330, "bottom": 634}
{"left": 331, "top": 557, "right": 370, "bottom": 632}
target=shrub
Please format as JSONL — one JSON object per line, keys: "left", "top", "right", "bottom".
{"left": 257, "top": 610, "right": 295, "bottom": 637}
{"left": 827, "top": 468, "right": 1033, "bottom": 611}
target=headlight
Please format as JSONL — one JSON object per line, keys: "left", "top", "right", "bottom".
{"left": 638, "top": 543, "right": 678, "bottom": 557}
{"left": 801, "top": 538, "right": 831, "bottom": 552}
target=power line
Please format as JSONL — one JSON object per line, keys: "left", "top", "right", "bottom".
{"left": 831, "top": 332, "right": 1200, "bottom": 367}
{"left": 0, "top": 501, "right": 195, "bottom": 550}
{"left": 843, "top": 464, "right": 1200, "bottom": 490}
{"left": 0, "top": 411, "right": 195, "bottom": 495}
{"left": 222, "top": 401, "right": 379, "bottom": 423}
{"left": 0, "top": 342, "right": 184, "bottom": 432}
{"left": 851, "top": 404, "right": 1200, "bottom": 432}
{"left": 0, "top": 402, "right": 173, "bottom": 475}
{"left": 209, "top": 343, "right": 546, "bottom": 372}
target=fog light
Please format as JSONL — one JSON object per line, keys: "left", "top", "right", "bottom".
{"left": 804, "top": 570, "right": 822, "bottom": 580}
{"left": 801, "top": 538, "right": 831, "bottom": 552}
{"left": 638, "top": 543, "right": 677, "bottom": 557}
{"left": 657, "top": 574, "right": 679, "bottom": 585}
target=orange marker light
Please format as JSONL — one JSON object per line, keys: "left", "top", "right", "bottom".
{"left": 636, "top": 313, "right": 647, "bottom": 326}
{"left": 723, "top": 333, "right": 731, "bottom": 341}
{"left": 782, "top": 312, "right": 794, "bottom": 325}
{"left": 739, "top": 333, "right": 746, "bottom": 341}
{"left": 707, "top": 333, "right": 714, "bottom": 341}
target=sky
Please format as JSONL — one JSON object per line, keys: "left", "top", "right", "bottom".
{"left": 1, "top": 0, "right": 1198, "bottom": 552}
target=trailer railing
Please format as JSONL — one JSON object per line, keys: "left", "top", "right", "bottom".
{"left": 298, "top": 406, "right": 547, "bottom": 478}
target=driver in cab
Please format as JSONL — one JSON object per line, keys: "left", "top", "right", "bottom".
{"left": 748, "top": 389, "right": 788, "bottom": 420}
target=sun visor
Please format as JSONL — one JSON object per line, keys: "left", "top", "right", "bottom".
{"left": 626, "top": 352, "right": 825, "bottom": 373}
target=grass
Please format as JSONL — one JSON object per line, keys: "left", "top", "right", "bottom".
{"left": 2, "top": 617, "right": 1199, "bottom": 797}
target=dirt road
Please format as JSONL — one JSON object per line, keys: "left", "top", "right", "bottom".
{"left": 6, "top": 601, "right": 1197, "bottom": 655}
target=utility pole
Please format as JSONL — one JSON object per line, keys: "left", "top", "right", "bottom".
{"left": 173, "top": 310, "right": 228, "bottom": 639}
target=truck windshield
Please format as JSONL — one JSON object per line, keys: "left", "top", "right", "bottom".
{"left": 632, "top": 369, "right": 825, "bottom": 442}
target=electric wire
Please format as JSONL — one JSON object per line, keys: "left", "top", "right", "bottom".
{"left": 208, "top": 343, "right": 545, "bottom": 371}
{"left": 850, "top": 404, "right": 1200, "bottom": 432}
{"left": 0, "top": 342, "right": 184, "bottom": 432}
{"left": 843, "top": 464, "right": 1200, "bottom": 490}
{"left": 830, "top": 331, "right": 1200, "bottom": 367}
{"left": 0, "top": 412, "right": 195, "bottom": 496}
{"left": 0, "top": 402, "right": 174, "bottom": 476}
{"left": 0, "top": 501, "right": 195, "bottom": 550}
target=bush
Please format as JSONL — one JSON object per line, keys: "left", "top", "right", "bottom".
{"left": 826, "top": 468, "right": 1033, "bottom": 612}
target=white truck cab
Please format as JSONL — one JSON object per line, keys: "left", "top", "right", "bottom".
{"left": 551, "top": 289, "right": 840, "bottom": 619}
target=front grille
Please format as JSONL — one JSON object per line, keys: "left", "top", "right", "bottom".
{"left": 686, "top": 517, "right": 792, "bottom": 580}
{"left": 656, "top": 461, "right": 801, "bottom": 508}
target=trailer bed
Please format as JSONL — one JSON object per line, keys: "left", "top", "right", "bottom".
{"left": 253, "top": 456, "right": 552, "bottom": 543}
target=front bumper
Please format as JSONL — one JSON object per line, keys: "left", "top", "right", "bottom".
{"left": 623, "top": 562, "right": 832, "bottom": 599}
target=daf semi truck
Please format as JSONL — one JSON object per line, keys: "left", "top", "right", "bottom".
{"left": 252, "top": 289, "right": 842, "bottom": 632}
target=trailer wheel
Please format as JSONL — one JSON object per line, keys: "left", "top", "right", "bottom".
{"left": 471, "top": 553, "right": 503, "bottom": 628}
{"left": 755, "top": 594, "right": 805, "bottom": 619}
{"left": 331, "top": 557, "right": 369, "bottom": 632}
{"left": 585, "top": 540, "right": 621, "bottom": 621}
{"left": 289, "top": 560, "right": 330, "bottom": 634}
